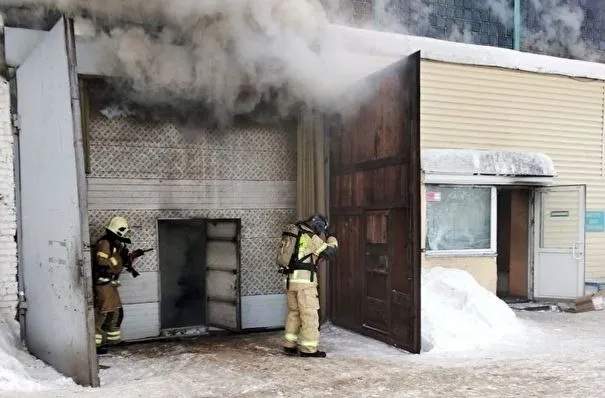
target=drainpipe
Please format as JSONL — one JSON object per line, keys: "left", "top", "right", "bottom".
{"left": 513, "top": 0, "right": 521, "bottom": 50}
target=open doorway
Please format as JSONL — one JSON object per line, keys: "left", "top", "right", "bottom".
{"left": 158, "top": 218, "right": 242, "bottom": 335}
{"left": 158, "top": 219, "right": 207, "bottom": 331}
{"left": 496, "top": 187, "right": 531, "bottom": 300}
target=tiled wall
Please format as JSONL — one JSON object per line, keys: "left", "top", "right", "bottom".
{"left": 89, "top": 209, "right": 294, "bottom": 295}
{"left": 87, "top": 111, "right": 297, "bottom": 297}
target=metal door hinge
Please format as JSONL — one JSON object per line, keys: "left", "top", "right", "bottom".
{"left": 11, "top": 113, "right": 21, "bottom": 134}
{"left": 17, "top": 290, "right": 27, "bottom": 311}
{"left": 77, "top": 258, "right": 84, "bottom": 279}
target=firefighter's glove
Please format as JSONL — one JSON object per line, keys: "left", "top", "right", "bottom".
{"left": 320, "top": 245, "right": 338, "bottom": 261}
{"left": 131, "top": 249, "right": 145, "bottom": 259}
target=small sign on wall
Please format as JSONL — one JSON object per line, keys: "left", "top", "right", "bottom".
{"left": 427, "top": 192, "right": 441, "bottom": 202}
{"left": 586, "top": 211, "right": 605, "bottom": 233}
{"left": 550, "top": 210, "right": 570, "bottom": 218}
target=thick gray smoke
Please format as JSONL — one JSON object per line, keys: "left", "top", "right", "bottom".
{"left": 1, "top": 1, "right": 602, "bottom": 126}
{"left": 0, "top": 0, "right": 366, "bottom": 125}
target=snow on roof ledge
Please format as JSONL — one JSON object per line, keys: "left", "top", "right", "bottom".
{"left": 421, "top": 149, "right": 557, "bottom": 177}
{"left": 327, "top": 24, "right": 605, "bottom": 81}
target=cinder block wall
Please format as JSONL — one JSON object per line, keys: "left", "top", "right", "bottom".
{"left": 0, "top": 78, "right": 18, "bottom": 316}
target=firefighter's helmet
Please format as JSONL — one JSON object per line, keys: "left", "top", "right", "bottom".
{"left": 106, "top": 216, "right": 130, "bottom": 238}
{"left": 309, "top": 214, "right": 329, "bottom": 235}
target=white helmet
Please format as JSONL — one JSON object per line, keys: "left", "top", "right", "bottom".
{"left": 106, "top": 216, "right": 130, "bottom": 238}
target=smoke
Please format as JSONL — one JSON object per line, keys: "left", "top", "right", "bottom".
{"left": 448, "top": 23, "right": 474, "bottom": 44}
{"left": 524, "top": 0, "right": 596, "bottom": 60}
{"left": 372, "top": 0, "right": 433, "bottom": 37}
{"left": 483, "top": 0, "right": 605, "bottom": 61}
{"left": 1, "top": 0, "right": 603, "bottom": 126}
{"left": 0, "top": 0, "right": 372, "bottom": 125}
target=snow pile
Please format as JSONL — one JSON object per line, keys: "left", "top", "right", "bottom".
{"left": 421, "top": 267, "right": 522, "bottom": 354}
{"left": 0, "top": 316, "right": 74, "bottom": 392}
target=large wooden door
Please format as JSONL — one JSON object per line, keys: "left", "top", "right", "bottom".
{"left": 328, "top": 52, "right": 421, "bottom": 353}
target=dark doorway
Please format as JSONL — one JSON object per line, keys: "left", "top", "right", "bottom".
{"left": 158, "top": 219, "right": 207, "bottom": 330}
{"left": 327, "top": 51, "right": 422, "bottom": 353}
{"left": 496, "top": 187, "right": 531, "bottom": 299}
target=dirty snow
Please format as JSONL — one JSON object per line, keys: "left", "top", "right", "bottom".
{"left": 421, "top": 267, "right": 523, "bottom": 353}
{"left": 1, "top": 268, "right": 605, "bottom": 396}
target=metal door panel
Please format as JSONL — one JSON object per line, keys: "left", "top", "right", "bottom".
{"left": 533, "top": 185, "right": 586, "bottom": 299}
{"left": 206, "top": 219, "right": 242, "bottom": 331}
{"left": 328, "top": 52, "right": 421, "bottom": 353}
{"left": 15, "top": 17, "right": 98, "bottom": 386}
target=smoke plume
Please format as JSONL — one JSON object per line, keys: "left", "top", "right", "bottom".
{"left": 1, "top": 1, "right": 603, "bottom": 125}
{"left": 0, "top": 0, "right": 367, "bottom": 125}
{"left": 483, "top": 0, "right": 605, "bottom": 61}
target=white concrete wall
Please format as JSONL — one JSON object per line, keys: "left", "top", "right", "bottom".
{"left": 0, "top": 78, "right": 18, "bottom": 316}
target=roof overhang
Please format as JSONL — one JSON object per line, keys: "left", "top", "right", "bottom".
{"left": 421, "top": 149, "right": 557, "bottom": 186}
{"left": 326, "top": 24, "right": 605, "bottom": 82}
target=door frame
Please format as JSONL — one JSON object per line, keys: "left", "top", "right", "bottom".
{"left": 155, "top": 217, "right": 243, "bottom": 335}
{"left": 529, "top": 184, "right": 587, "bottom": 300}
{"left": 156, "top": 217, "right": 207, "bottom": 335}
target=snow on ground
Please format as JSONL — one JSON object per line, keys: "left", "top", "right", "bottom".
{"left": 1, "top": 267, "right": 605, "bottom": 397}
{"left": 421, "top": 267, "right": 524, "bottom": 353}
{"left": 0, "top": 317, "right": 75, "bottom": 392}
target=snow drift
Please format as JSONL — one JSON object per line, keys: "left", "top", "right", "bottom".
{"left": 421, "top": 266, "right": 522, "bottom": 354}
{"left": 0, "top": 316, "right": 74, "bottom": 392}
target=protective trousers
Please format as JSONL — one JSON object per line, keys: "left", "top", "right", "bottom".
{"left": 282, "top": 283, "right": 320, "bottom": 354}
{"left": 94, "top": 284, "right": 123, "bottom": 347}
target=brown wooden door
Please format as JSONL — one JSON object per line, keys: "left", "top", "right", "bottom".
{"left": 327, "top": 52, "right": 421, "bottom": 353}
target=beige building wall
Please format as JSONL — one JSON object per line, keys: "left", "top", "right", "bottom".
{"left": 420, "top": 59, "right": 605, "bottom": 286}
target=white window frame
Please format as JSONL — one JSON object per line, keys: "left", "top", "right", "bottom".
{"left": 424, "top": 184, "right": 498, "bottom": 257}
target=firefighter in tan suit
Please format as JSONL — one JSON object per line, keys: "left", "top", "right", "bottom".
{"left": 279, "top": 215, "right": 338, "bottom": 358}
{"left": 93, "top": 216, "right": 139, "bottom": 353}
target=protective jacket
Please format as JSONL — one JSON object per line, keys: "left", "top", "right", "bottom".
{"left": 282, "top": 221, "right": 338, "bottom": 356}
{"left": 93, "top": 235, "right": 126, "bottom": 347}
{"left": 285, "top": 222, "right": 338, "bottom": 287}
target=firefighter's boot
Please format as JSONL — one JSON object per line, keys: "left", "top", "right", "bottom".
{"left": 300, "top": 350, "right": 326, "bottom": 358}
{"left": 283, "top": 347, "right": 298, "bottom": 356}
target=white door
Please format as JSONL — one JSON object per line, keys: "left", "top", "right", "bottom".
{"left": 533, "top": 185, "right": 586, "bottom": 300}
{"left": 12, "top": 18, "right": 98, "bottom": 386}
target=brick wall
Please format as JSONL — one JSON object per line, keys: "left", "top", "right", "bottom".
{"left": 0, "top": 78, "right": 17, "bottom": 317}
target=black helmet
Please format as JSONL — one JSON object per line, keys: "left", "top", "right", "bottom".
{"left": 308, "top": 214, "right": 329, "bottom": 235}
